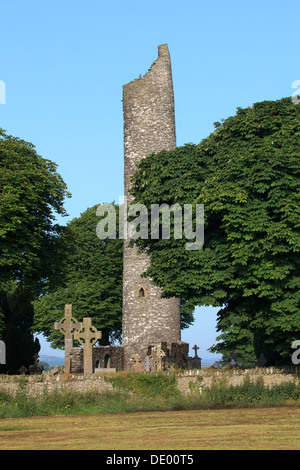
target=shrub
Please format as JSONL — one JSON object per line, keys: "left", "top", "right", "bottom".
{"left": 107, "top": 371, "right": 180, "bottom": 398}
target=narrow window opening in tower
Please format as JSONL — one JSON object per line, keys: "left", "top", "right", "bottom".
{"left": 139, "top": 287, "right": 145, "bottom": 298}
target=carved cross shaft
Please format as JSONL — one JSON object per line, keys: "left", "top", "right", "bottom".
{"left": 54, "top": 304, "right": 81, "bottom": 373}
{"left": 54, "top": 305, "right": 81, "bottom": 340}
{"left": 74, "top": 317, "right": 102, "bottom": 374}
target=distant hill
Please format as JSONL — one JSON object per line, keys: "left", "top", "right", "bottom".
{"left": 198, "top": 358, "right": 222, "bottom": 369}
{"left": 39, "top": 355, "right": 65, "bottom": 367}
{"left": 201, "top": 358, "right": 222, "bottom": 364}
{"left": 39, "top": 355, "right": 220, "bottom": 369}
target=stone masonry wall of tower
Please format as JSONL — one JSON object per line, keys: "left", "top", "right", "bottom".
{"left": 122, "top": 44, "right": 181, "bottom": 369}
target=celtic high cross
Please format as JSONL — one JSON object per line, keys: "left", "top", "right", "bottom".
{"left": 54, "top": 304, "right": 81, "bottom": 373}
{"left": 74, "top": 317, "right": 102, "bottom": 374}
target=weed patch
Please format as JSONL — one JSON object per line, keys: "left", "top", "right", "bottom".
{"left": 106, "top": 371, "right": 180, "bottom": 398}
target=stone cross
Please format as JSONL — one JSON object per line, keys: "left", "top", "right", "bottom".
{"left": 150, "top": 345, "right": 166, "bottom": 372}
{"left": 192, "top": 345, "right": 199, "bottom": 358}
{"left": 54, "top": 304, "right": 81, "bottom": 373}
{"left": 74, "top": 317, "right": 102, "bottom": 374}
{"left": 229, "top": 352, "right": 240, "bottom": 367}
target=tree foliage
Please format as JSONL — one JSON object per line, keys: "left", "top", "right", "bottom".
{"left": 33, "top": 204, "right": 124, "bottom": 348}
{"left": 131, "top": 98, "right": 300, "bottom": 365}
{"left": 0, "top": 281, "right": 41, "bottom": 373}
{"left": 33, "top": 201, "right": 194, "bottom": 350}
{"left": 0, "top": 128, "right": 70, "bottom": 372}
{"left": 0, "top": 128, "right": 70, "bottom": 289}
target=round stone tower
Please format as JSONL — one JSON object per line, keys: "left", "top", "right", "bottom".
{"left": 122, "top": 44, "right": 182, "bottom": 369}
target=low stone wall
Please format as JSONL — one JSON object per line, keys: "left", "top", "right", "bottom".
{"left": 0, "top": 367, "right": 298, "bottom": 398}
{"left": 0, "top": 373, "right": 114, "bottom": 398}
{"left": 176, "top": 367, "right": 300, "bottom": 394}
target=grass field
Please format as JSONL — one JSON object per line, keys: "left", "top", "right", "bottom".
{"left": 0, "top": 406, "right": 300, "bottom": 450}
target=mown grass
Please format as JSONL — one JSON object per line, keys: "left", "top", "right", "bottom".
{"left": 1, "top": 407, "right": 300, "bottom": 450}
{"left": 0, "top": 372, "right": 300, "bottom": 419}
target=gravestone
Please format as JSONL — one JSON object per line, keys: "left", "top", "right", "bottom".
{"left": 130, "top": 354, "right": 145, "bottom": 372}
{"left": 54, "top": 304, "right": 81, "bottom": 373}
{"left": 143, "top": 355, "right": 153, "bottom": 372}
{"left": 74, "top": 317, "right": 102, "bottom": 374}
{"left": 210, "top": 361, "right": 222, "bottom": 370}
{"left": 256, "top": 353, "right": 267, "bottom": 368}
{"left": 229, "top": 352, "right": 241, "bottom": 368}
{"left": 18, "top": 365, "right": 28, "bottom": 375}
{"left": 150, "top": 345, "right": 166, "bottom": 372}
{"left": 29, "top": 354, "right": 44, "bottom": 375}
{"left": 94, "top": 367, "right": 116, "bottom": 374}
{"left": 189, "top": 344, "right": 202, "bottom": 369}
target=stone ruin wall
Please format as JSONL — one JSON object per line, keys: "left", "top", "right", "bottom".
{"left": 68, "top": 342, "right": 189, "bottom": 374}
{"left": 122, "top": 44, "right": 184, "bottom": 369}
{"left": 70, "top": 346, "right": 124, "bottom": 373}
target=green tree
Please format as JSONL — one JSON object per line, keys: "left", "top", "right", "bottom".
{"left": 33, "top": 204, "right": 124, "bottom": 348}
{"left": 0, "top": 128, "right": 70, "bottom": 373}
{"left": 0, "top": 281, "right": 41, "bottom": 373}
{"left": 131, "top": 98, "right": 300, "bottom": 365}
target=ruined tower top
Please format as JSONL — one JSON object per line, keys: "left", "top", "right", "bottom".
{"left": 123, "top": 43, "right": 176, "bottom": 200}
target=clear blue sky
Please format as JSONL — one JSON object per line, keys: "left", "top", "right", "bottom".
{"left": 1, "top": 0, "right": 299, "bottom": 359}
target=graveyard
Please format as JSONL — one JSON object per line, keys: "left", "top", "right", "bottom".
{"left": 1, "top": 44, "right": 300, "bottom": 425}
